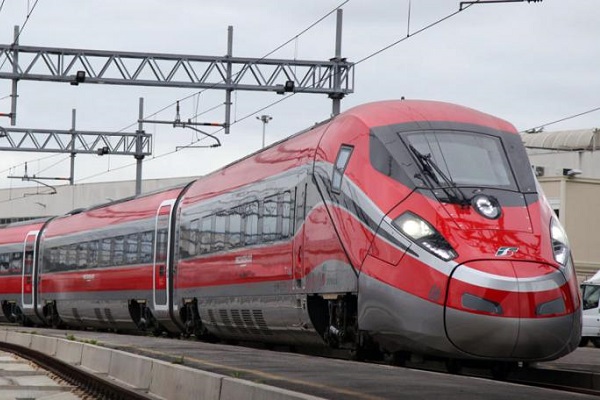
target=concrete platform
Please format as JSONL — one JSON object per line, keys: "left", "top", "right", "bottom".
{"left": 0, "top": 325, "right": 598, "bottom": 400}
{"left": 0, "top": 350, "right": 82, "bottom": 400}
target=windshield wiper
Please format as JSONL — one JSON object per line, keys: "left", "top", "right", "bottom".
{"left": 408, "top": 144, "right": 470, "bottom": 206}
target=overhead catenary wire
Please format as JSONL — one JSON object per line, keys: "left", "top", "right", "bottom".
{"left": 522, "top": 105, "right": 600, "bottom": 133}
{"left": 0, "top": 0, "right": 41, "bottom": 70}
{"left": 78, "top": 1, "right": 484, "bottom": 183}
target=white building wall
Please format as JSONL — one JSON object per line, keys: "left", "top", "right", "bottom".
{"left": 0, "top": 176, "right": 198, "bottom": 224}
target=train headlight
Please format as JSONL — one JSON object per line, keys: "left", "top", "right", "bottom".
{"left": 393, "top": 212, "right": 457, "bottom": 261}
{"left": 471, "top": 194, "right": 501, "bottom": 220}
{"left": 550, "top": 218, "right": 570, "bottom": 266}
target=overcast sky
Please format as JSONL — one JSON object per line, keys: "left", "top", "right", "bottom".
{"left": 0, "top": 0, "right": 598, "bottom": 190}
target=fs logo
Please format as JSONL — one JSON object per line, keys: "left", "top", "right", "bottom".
{"left": 495, "top": 247, "right": 519, "bottom": 257}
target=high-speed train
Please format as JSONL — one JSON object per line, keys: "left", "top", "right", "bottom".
{"left": 0, "top": 100, "right": 581, "bottom": 366}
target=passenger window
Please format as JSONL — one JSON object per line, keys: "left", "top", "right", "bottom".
{"left": 10, "top": 252, "right": 23, "bottom": 273}
{"left": 214, "top": 213, "right": 227, "bottom": 251}
{"left": 100, "top": 238, "right": 112, "bottom": 267}
{"left": 229, "top": 209, "right": 242, "bottom": 248}
{"left": 125, "top": 233, "right": 140, "bottom": 264}
{"left": 0, "top": 253, "right": 9, "bottom": 273}
{"left": 113, "top": 236, "right": 125, "bottom": 266}
{"left": 332, "top": 145, "right": 353, "bottom": 194}
{"left": 200, "top": 216, "right": 213, "bottom": 254}
{"left": 263, "top": 196, "right": 279, "bottom": 242}
{"left": 88, "top": 241, "right": 99, "bottom": 267}
{"left": 244, "top": 202, "right": 259, "bottom": 246}
{"left": 282, "top": 191, "right": 293, "bottom": 238}
{"left": 140, "top": 231, "right": 154, "bottom": 263}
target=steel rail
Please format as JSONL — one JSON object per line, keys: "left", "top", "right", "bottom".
{"left": 0, "top": 341, "right": 152, "bottom": 400}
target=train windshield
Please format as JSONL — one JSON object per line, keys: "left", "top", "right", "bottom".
{"left": 404, "top": 131, "right": 517, "bottom": 190}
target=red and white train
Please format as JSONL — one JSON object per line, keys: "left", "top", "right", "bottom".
{"left": 0, "top": 100, "right": 581, "bottom": 365}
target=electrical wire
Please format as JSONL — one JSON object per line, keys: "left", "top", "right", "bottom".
{"left": 1, "top": 1, "right": 348, "bottom": 185}
{"left": 0, "top": 0, "right": 41, "bottom": 70}
{"left": 141, "top": 0, "right": 351, "bottom": 124}
{"left": 355, "top": 1, "right": 479, "bottom": 65}
{"left": 522, "top": 105, "right": 600, "bottom": 133}
{"left": 79, "top": 1, "right": 481, "bottom": 184}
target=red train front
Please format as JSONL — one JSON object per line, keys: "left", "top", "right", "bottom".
{"left": 316, "top": 100, "right": 581, "bottom": 361}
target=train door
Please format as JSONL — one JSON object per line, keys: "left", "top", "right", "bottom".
{"left": 21, "top": 231, "right": 38, "bottom": 310}
{"left": 293, "top": 182, "right": 307, "bottom": 290}
{"left": 153, "top": 200, "right": 175, "bottom": 311}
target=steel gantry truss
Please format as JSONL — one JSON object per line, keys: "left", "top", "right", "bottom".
{"left": 0, "top": 11, "right": 353, "bottom": 194}
{"left": 0, "top": 126, "right": 150, "bottom": 156}
{"left": 0, "top": 45, "right": 354, "bottom": 94}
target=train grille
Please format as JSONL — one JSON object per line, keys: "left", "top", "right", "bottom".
{"left": 208, "top": 309, "right": 272, "bottom": 336}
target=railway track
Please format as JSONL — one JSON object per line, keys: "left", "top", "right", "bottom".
{"left": 0, "top": 340, "right": 152, "bottom": 400}
{"left": 0, "top": 326, "right": 597, "bottom": 400}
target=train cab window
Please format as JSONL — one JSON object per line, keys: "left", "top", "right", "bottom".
{"left": 332, "top": 145, "right": 353, "bottom": 194}
{"left": 263, "top": 196, "right": 279, "bottom": 242}
{"left": 200, "top": 216, "right": 213, "bottom": 254}
{"left": 244, "top": 202, "right": 259, "bottom": 246}
{"left": 140, "top": 231, "right": 153, "bottom": 263}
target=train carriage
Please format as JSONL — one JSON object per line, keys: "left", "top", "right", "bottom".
{"left": 0, "top": 219, "right": 49, "bottom": 324}
{"left": 0, "top": 99, "right": 582, "bottom": 367}
{"left": 33, "top": 186, "right": 188, "bottom": 331}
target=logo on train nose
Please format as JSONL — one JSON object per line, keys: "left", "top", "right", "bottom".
{"left": 495, "top": 247, "right": 519, "bottom": 257}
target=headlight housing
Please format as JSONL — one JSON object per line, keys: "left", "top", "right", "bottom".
{"left": 392, "top": 212, "right": 457, "bottom": 261}
{"left": 550, "top": 217, "right": 570, "bottom": 266}
{"left": 471, "top": 194, "right": 501, "bottom": 220}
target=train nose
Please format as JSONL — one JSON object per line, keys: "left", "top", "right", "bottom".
{"left": 444, "top": 260, "right": 580, "bottom": 360}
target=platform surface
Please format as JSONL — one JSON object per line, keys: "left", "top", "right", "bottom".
{"left": 2, "top": 325, "right": 598, "bottom": 400}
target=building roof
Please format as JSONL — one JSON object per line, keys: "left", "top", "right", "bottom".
{"left": 521, "top": 128, "right": 600, "bottom": 151}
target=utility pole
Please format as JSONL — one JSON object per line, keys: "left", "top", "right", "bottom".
{"left": 256, "top": 115, "right": 273, "bottom": 148}
{"left": 69, "top": 109, "right": 76, "bottom": 185}
{"left": 331, "top": 9, "right": 344, "bottom": 116}
{"left": 10, "top": 26, "right": 19, "bottom": 126}
{"left": 135, "top": 98, "right": 145, "bottom": 195}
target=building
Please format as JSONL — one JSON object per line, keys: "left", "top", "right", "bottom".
{"left": 0, "top": 176, "right": 197, "bottom": 225}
